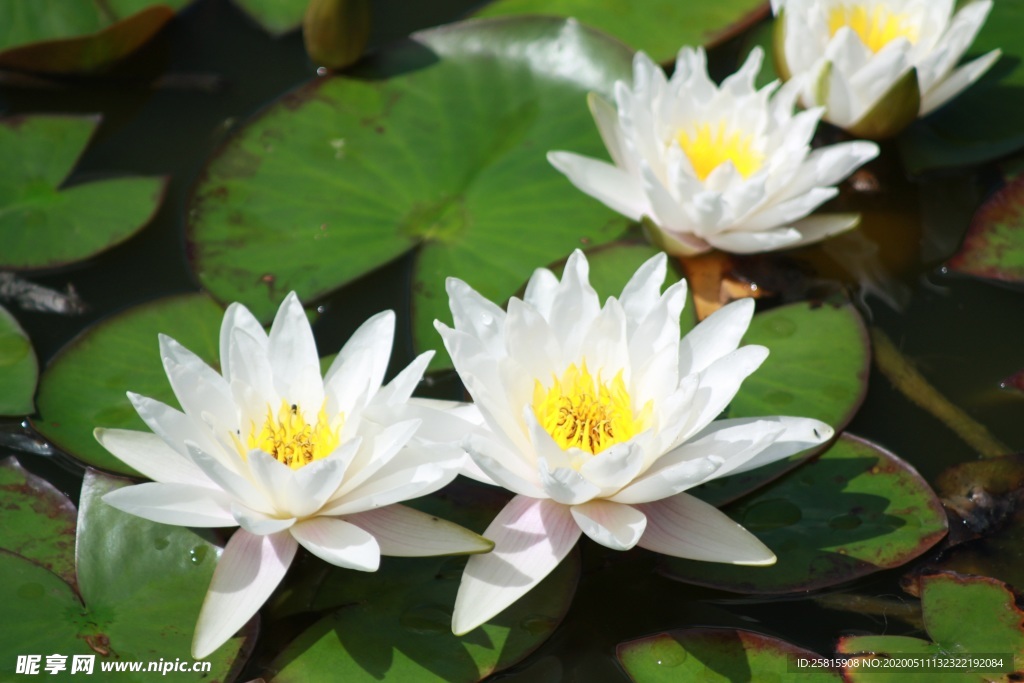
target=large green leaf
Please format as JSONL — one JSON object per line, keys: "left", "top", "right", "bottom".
{"left": 472, "top": 0, "right": 769, "bottom": 64}
{"left": 188, "top": 17, "right": 633, "bottom": 355}
{"left": 33, "top": 294, "right": 224, "bottom": 476}
{"left": 899, "top": 1, "right": 1024, "bottom": 174}
{"left": 0, "top": 303, "right": 38, "bottom": 415}
{"left": 662, "top": 434, "right": 947, "bottom": 594}
{"left": 0, "top": 457, "right": 77, "bottom": 587}
{"left": 838, "top": 573, "right": 1024, "bottom": 682}
{"left": 947, "top": 176, "right": 1024, "bottom": 285}
{"left": 0, "top": 116, "right": 166, "bottom": 270}
{"left": 618, "top": 628, "right": 841, "bottom": 682}
{"left": 269, "top": 482, "right": 580, "bottom": 682}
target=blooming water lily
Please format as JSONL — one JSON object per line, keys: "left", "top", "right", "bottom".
{"left": 772, "top": 0, "right": 1001, "bottom": 138}
{"left": 548, "top": 47, "right": 878, "bottom": 256}
{"left": 436, "top": 250, "right": 835, "bottom": 634}
{"left": 96, "top": 293, "right": 492, "bottom": 658}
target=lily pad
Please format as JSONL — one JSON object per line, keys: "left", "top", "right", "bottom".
{"left": 231, "top": 0, "right": 308, "bottom": 35}
{"left": 838, "top": 573, "right": 1024, "bottom": 682}
{"left": 269, "top": 482, "right": 580, "bottom": 682}
{"left": 0, "top": 457, "right": 77, "bottom": 587}
{"left": 696, "top": 301, "right": 869, "bottom": 506}
{"left": 0, "top": 304, "right": 38, "bottom": 415}
{"left": 472, "top": 0, "right": 769, "bottom": 64}
{"left": 0, "top": 115, "right": 167, "bottom": 270}
{"left": 661, "top": 434, "right": 947, "bottom": 594}
{"left": 617, "top": 628, "right": 841, "bottom": 682}
{"left": 187, "top": 17, "right": 633, "bottom": 358}
{"left": 33, "top": 294, "right": 224, "bottom": 476}
{"left": 947, "top": 176, "right": 1024, "bottom": 286}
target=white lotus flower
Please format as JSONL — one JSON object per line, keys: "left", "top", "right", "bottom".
{"left": 435, "top": 250, "right": 834, "bottom": 634}
{"left": 772, "top": 0, "right": 1001, "bottom": 137}
{"left": 95, "top": 293, "right": 491, "bottom": 658}
{"left": 548, "top": 47, "right": 878, "bottom": 256}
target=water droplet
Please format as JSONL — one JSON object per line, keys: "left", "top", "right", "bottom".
{"left": 520, "top": 615, "right": 555, "bottom": 636}
{"left": 400, "top": 605, "right": 450, "bottom": 635}
{"left": 765, "top": 317, "right": 797, "bottom": 338}
{"left": 18, "top": 582, "right": 44, "bottom": 600}
{"left": 189, "top": 545, "right": 209, "bottom": 565}
{"left": 646, "top": 637, "right": 686, "bottom": 668}
{"left": 741, "top": 499, "right": 802, "bottom": 531}
{"left": 764, "top": 390, "right": 794, "bottom": 407}
{"left": 153, "top": 537, "right": 169, "bottom": 550}
{"left": 829, "top": 514, "right": 862, "bottom": 531}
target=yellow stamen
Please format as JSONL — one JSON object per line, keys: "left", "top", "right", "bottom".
{"left": 532, "top": 361, "right": 651, "bottom": 459}
{"left": 828, "top": 4, "right": 918, "bottom": 53}
{"left": 241, "top": 400, "right": 342, "bottom": 470}
{"left": 677, "top": 122, "right": 764, "bottom": 182}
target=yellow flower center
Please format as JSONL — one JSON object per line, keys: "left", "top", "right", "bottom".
{"left": 827, "top": 4, "right": 918, "bottom": 53}
{"left": 532, "top": 362, "right": 651, "bottom": 457}
{"left": 676, "top": 122, "right": 764, "bottom": 182}
{"left": 242, "top": 400, "right": 341, "bottom": 470}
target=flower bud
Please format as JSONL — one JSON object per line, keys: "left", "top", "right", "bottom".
{"left": 302, "top": 0, "right": 371, "bottom": 71}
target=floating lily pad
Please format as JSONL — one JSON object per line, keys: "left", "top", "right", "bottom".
{"left": 0, "top": 116, "right": 167, "bottom": 270}
{"left": 838, "top": 573, "right": 1024, "bottom": 682}
{"left": 947, "top": 176, "right": 1024, "bottom": 286}
{"left": 899, "top": 1, "right": 1024, "bottom": 174}
{"left": 188, "top": 17, "right": 632, "bottom": 361}
{"left": 0, "top": 304, "right": 38, "bottom": 415}
{"left": 472, "top": 0, "right": 769, "bottom": 63}
{"left": 0, "top": 2, "right": 188, "bottom": 75}
{"left": 662, "top": 434, "right": 947, "bottom": 594}
{"left": 231, "top": 0, "right": 308, "bottom": 34}
{"left": 0, "top": 457, "right": 77, "bottom": 587}
{"left": 618, "top": 628, "right": 841, "bottom": 682}
{"left": 33, "top": 294, "right": 224, "bottom": 476}
{"left": 696, "top": 301, "right": 869, "bottom": 506}
{"left": 269, "top": 482, "right": 580, "bottom": 682}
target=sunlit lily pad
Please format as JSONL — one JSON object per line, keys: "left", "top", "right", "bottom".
{"left": 662, "top": 434, "right": 947, "bottom": 594}
{"left": 0, "top": 116, "right": 167, "bottom": 270}
{"left": 188, "top": 17, "right": 632, "bottom": 356}
{"left": 472, "top": 0, "right": 769, "bottom": 63}
{"left": 947, "top": 176, "right": 1024, "bottom": 286}
{"left": 269, "top": 482, "right": 580, "bottom": 682}
{"left": 0, "top": 457, "right": 77, "bottom": 587}
{"left": 33, "top": 294, "right": 224, "bottom": 476}
{"left": 0, "top": 304, "right": 38, "bottom": 415}
{"left": 618, "top": 628, "right": 841, "bottom": 682}
{"left": 838, "top": 573, "right": 1024, "bottom": 681}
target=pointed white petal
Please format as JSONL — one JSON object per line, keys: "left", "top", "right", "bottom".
{"left": 578, "top": 441, "right": 645, "bottom": 494}
{"left": 570, "top": 500, "right": 647, "bottom": 551}
{"left": 267, "top": 292, "right": 323, "bottom": 412}
{"left": 323, "top": 310, "right": 394, "bottom": 415}
{"left": 609, "top": 456, "right": 722, "bottom": 504}
{"left": 219, "top": 302, "right": 266, "bottom": 385}
{"left": 786, "top": 213, "right": 861, "bottom": 248}
{"left": 692, "top": 416, "right": 834, "bottom": 476}
{"left": 346, "top": 504, "right": 493, "bottom": 556}
{"left": 102, "top": 482, "right": 235, "bottom": 527}
{"left": 547, "top": 151, "right": 648, "bottom": 221}
{"left": 185, "top": 443, "right": 273, "bottom": 514}
{"left": 94, "top": 428, "right": 212, "bottom": 486}
{"left": 231, "top": 502, "right": 296, "bottom": 535}
{"left": 463, "top": 434, "right": 545, "bottom": 498}
{"left": 290, "top": 516, "right": 380, "bottom": 571}
{"left": 452, "top": 496, "right": 581, "bottom": 635}
{"left": 619, "top": 252, "right": 670, "bottom": 325}
{"left": 920, "top": 49, "right": 1001, "bottom": 115}
{"left": 159, "top": 334, "right": 235, "bottom": 430}
{"left": 678, "top": 298, "right": 755, "bottom": 377}
{"left": 192, "top": 530, "right": 297, "bottom": 659}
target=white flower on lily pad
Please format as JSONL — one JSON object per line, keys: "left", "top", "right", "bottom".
{"left": 96, "top": 293, "right": 492, "bottom": 658}
{"left": 548, "top": 47, "right": 878, "bottom": 256}
{"left": 435, "top": 250, "right": 834, "bottom": 634}
{"left": 772, "top": 0, "right": 1001, "bottom": 138}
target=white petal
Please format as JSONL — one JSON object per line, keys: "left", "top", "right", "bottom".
{"left": 547, "top": 151, "right": 648, "bottom": 221}
{"left": 185, "top": 443, "right": 273, "bottom": 514}
{"left": 323, "top": 310, "right": 394, "bottom": 416}
{"left": 570, "top": 499, "right": 647, "bottom": 551}
{"left": 227, "top": 328, "right": 276, "bottom": 408}
{"left": 693, "top": 416, "right": 834, "bottom": 476}
{"left": 786, "top": 213, "right": 861, "bottom": 249}
{"left": 452, "top": 496, "right": 581, "bottom": 635}
{"left": 463, "top": 434, "right": 546, "bottom": 498}
{"left": 446, "top": 278, "right": 507, "bottom": 357}
{"left": 706, "top": 228, "right": 804, "bottom": 253}
{"left": 618, "top": 252, "right": 670, "bottom": 326}
{"left": 538, "top": 458, "right": 601, "bottom": 506}
{"left": 128, "top": 393, "right": 228, "bottom": 465}
{"left": 587, "top": 91, "right": 631, "bottom": 170}
{"left": 636, "top": 492, "right": 775, "bottom": 565}
{"left": 578, "top": 441, "right": 646, "bottom": 493}
{"left": 522, "top": 267, "right": 560, "bottom": 318}
{"left": 678, "top": 298, "right": 755, "bottom": 377}
{"left": 373, "top": 351, "right": 432, "bottom": 408}
{"left": 231, "top": 502, "right": 296, "bottom": 535}
{"left": 267, "top": 292, "right": 323, "bottom": 412}
{"left": 290, "top": 516, "right": 380, "bottom": 571}
{"left": 219, "top": 302, "right": 266, "bottom": 385}
{"left": 346, "top": 504, "right": 493, "bottom": 556}
{"left": 548, "top": 250, "right": 601, "bottom": 359}
{"left": 192, "top": 530, "right": 297, "bottom": 659}
{"left": 102, "top": 482, "right": 235, "bottom": 527}
{"left": 94, "top": 428, "right": 212, "bottom": 486}
{"left": 159, "top": 334, "right": 235, "bottom": 430}
{"left": 609, "top": 456, "right": 722, "bottom": 504}
{"left": 678, "top": 345, "right": 770, "bottom": 441}
{"left": 920, "top": 49, "right": 1001, "bottom": 115}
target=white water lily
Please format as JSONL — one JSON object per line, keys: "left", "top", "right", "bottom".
{"left": 96, "top": 293, "right": 491, "bottom": 659}
{"left": 436, "top": 250, "right": 834, "bottom": 634}
{"left": 772, "top": 0, "right": 1001, "bottom": 137}
{"left": 548, "top": 46, "right": 878, "bottom": 257}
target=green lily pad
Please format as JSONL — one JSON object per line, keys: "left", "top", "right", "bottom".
{"left": 696, "top": 301, "right": 869, "bottom": 506}
{"left": 231, "top": 0, "right": 308, "bottom": 35}
{"left": 899, "top": 1, "right": 1024, "bottom": 174}
{"left": 187, "top": 17, "right": 632, "bottom": 358}
{"left": 33, "top": 294, "right": 224, "bottom": 476}
{"left": 0, "top": 304, "right": 38, "bottom": 415}
{"left": 617, "top": 628, "right": 841, "bottom": 682}
{"left": 0, "top": 115, "right": 167, "bottom": 270}
{"left": 661, "top": 434, "right": 948, "bottom": 594}
{"left": 0, "top": 457, "right": 77, "bottom": 587}
{"left": 472, "top": 0, "right": 769, "bottom": 64}
{"left": 947, "top": 176, "right": 1024, "bottom": 286}
{"left": 838, "top": 573, "right": 1024, "bottom": 682}
{"left": 269, "top": 482, "right": 580, "bottom": 682}
{"left": 0, "top": 2, "right": 184, "bottom": 75}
